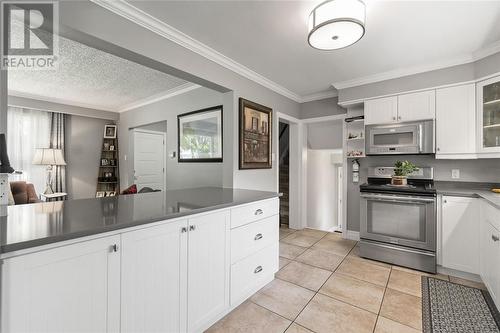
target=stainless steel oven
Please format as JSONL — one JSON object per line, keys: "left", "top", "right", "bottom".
{"left": 359, "top": 166, "right": 437, "bottom": 273}
{"left": 366, "top": 120, "right": 434, "bottom": 155}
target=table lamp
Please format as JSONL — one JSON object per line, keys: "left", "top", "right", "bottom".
{"left": 32, "top": 148, "right": 67, "bottom": 194}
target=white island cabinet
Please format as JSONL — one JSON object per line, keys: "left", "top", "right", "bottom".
{"left": 480, "top": 199, "right": 500, "bottom": 309}
{"left": 0, "top": 197, "right": 279, "bottom": 333}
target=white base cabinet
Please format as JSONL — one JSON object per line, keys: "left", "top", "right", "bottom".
{"left": 1, "top": 235, "right": 121, "bottom": 333}
{"left": 480, "top": 200, "right": 500, "bottom": 309}
{"left": 441, "top": 196, "right": 479, "bottom": 274}
{"left": 1, "top": 198, "right": 279, "bottom": 333}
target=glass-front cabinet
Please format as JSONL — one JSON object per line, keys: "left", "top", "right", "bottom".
{"left": 478, "top": 76, "right": 500, "bottom": 152}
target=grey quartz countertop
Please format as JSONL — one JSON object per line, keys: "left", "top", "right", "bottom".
{"left": 434, "top": 181, "right": 500, "bottom": 209}
{"left": 0, "top": 187, "right": 279, "bottom": 254}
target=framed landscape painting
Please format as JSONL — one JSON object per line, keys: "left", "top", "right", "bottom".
{"left": 178, "top": 105, "right": 223, "bottom": 162}
{"left": 239, "top": 98, "right": 272, "bottom": 169}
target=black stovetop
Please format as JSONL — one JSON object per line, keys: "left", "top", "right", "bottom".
{"left": 360, "top": 178, "right": 437, "bottom": 196}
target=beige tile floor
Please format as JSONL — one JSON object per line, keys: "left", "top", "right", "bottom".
{"left": 207, "top": 227, "right": 486, "bottom": 333}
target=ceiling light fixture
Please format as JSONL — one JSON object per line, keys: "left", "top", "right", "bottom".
{"left": 308, "top": 0, "right": 366, "bottom": 50}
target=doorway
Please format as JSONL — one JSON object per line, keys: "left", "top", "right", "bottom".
{"left": 132, "top": 129, "right": 166, "bottom": 191}
{"left": 278, "top": 121, "right": 289, "bottom": 227}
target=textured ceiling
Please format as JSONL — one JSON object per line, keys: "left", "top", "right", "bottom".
{"left": 8, "top": 33, "right": 189, "bottom": 112}
{"left": 131, "top": 0, "right": 500, "bottom": 95}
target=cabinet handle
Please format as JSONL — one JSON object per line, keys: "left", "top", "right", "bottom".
{"left": 189, "top": 225, "right": 196, "bottom": 231}
{"left": 181, "top": 227, "right": 187, "bottom": 233}
{"left": 492, "top": 235, "right": 499, "bottom": 242}
{"left": 254, "top": 209, "right": 263, "bottom": 215}
{"left": 443, "top": 200, "right": 447, "bottom": 204}
{"left": 254, "top": 233, "right": 263, "bottom": 241}
{"left": 254, "top": 266, "right": 263, "bottom": 274}
{"left": 398, "top": 116, "right": 401, "bottom": 120}
{"left": 111, "top": 244, "right": 119, "bottom": 252}
{"left": 437, "top": 147, "right": 440, "bottom": 151}
{"left": 392, "top": 116, "right": 396, "bottom": 121}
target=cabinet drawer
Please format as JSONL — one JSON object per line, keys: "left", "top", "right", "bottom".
{"left": 230, "top": 243, "right": 278, "bottom": 305}
{"left": 231, "top": 198, "right": 279, "bottom": 229}
{"left": 231, "top": 215, "right": 278, "bottom": 264}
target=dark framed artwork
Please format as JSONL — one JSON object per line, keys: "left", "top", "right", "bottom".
{"left": 239, "top": 98, "right": 272, "bottom": 169}
{"left": 177, "top": 105, "right": 223, "bottom": 163}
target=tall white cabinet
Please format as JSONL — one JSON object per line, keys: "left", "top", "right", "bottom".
{"left": 1, "top": 235, "right": 121, "bottom": 333}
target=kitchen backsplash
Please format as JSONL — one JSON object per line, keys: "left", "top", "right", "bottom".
{"left": 359, "top": 155, "right": 500, "bottom": 183}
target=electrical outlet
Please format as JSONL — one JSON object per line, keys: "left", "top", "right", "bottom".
{"left": 452, "top": 169, "right": 460, "bottom": 179}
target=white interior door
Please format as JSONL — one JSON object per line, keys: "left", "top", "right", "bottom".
{"left": 133, "top": 130, "right": 165, "bottom": 191}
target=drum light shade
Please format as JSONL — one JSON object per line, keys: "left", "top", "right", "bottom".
{"left": 308, "top": 0, "right": 366, "bottom": 50}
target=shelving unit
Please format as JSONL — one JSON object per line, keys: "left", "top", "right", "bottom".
{"left": 96, "top": 127, "right": 120, "bottom": 197}
{"left": 345, "top": 116, "right": 365, "bottom": 158}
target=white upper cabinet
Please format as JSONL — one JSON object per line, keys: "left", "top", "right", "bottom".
{"left": 477, "top": 75, "right": 500, "bottom": 154}
{"left": 1, "top": 235, "right": 121, "bottom": 333}
{"left": 441, "top": 196, "right": 479, "bottom": 274}
{"left": 187, "top": 211, "right": 230, "bottom": 333}
{"left": 364, "top": 96, "right": 398, "bottom": 125}
{"left": 436, "top": 84, "right": 476, "bottom": 156}
{"left": 121, "top": 219, "right": 188, "bottom": 333}
{"left": 397, "top": 90, "right": 436, "bottom": 122}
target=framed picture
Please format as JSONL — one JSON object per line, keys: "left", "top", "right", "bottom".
{"left": 109, "top": 145, "right": 115, "bottom": 151}
{"left": 101, "top": 158, "right": 109, "bottom": 166}
{"left": 96, "top": 191, "right": 105, "bottom": 198}
{"left": 239, "top": 98, "right": 272, "bottom": 169}
{"left": 178, "top": 105, "right": 223, "bottom": 162}
{"left": 106, "top": 191, "right": 116, "bottom": 197}
{"left": 104, "top": 125, "right": 117, "bottom": 139}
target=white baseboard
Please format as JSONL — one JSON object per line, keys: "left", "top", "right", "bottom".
{"left": 437, "top": 266, "right": 483, "bottom": 283}
{"left": 345, "top": 230, "right": 360, "bottom": 241}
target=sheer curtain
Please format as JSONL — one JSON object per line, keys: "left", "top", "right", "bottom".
{"left": 7, "top": 106, "right": 51, "bottom": 195}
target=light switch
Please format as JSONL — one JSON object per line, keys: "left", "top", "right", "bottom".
{"left": 452, "top": 169, "right": 460, "bottom": 179}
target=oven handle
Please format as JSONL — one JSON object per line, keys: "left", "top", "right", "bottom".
{"left": 360, "top": 193, "right": 435, "bottom": 203}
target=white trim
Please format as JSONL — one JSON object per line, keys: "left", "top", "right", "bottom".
{"left": 333, "top": 40, "right": 500, "bottom": 90}
{"left": 90, "top": 0, "right": 306, "bottom": 103}
{"left": 9, "top": 90, "right": 117, "bottom": 112}
{"left": 300, "top": 90, "right": 338, "bottom": 103}
{"left": 118, "top": 83, "right": 200, "bottom": 112}
{"left": 345, "top": 230, "right": 360, "bottom": 241}
{"left": 301, "top": 114, "right": 346, "bottom": 124}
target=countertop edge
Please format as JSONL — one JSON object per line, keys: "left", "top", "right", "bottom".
{"left": 1, "top": 192, "right": 280, "bottom": 255}
{"left": 437, "top": 189, "right": 500, "bottom": 209}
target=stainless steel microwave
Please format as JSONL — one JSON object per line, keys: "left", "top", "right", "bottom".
{"left": 365, "top": 120, "right": 434, "bottom": 155}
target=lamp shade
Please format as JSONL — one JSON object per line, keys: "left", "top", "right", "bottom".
{"left": 308, "top": 0, "right": 366, "bottom": 50}
{"left": 0, "top": 133, "right": 14, "bottom": 173}
{"left": 32, "top": 148, "right": 67, "bottom": 166}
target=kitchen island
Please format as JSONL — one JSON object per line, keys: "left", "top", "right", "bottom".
{"left": 1, "top": 187, "right": 280, "bottom": 333}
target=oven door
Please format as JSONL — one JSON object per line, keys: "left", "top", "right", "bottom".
{"left": 366, "top": 123, "right": 420, "bottom": 155}
{"left": 360, "top": 192, "right": 436, "bottom": 251}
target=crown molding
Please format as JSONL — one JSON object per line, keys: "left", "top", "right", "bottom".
{"left": 333, "top": 40, "right": 500, "bottom": 90}
{"left": 300, "top": 90, "right": 338, "bottom": 103}
{"left": 9, "top": 90, "right": 117, "bottom": 112}
{"left": 90, "top": 0, "right": 305, "bottom": 103}
{"left": 118, "top": 83, "right": 200, "bottom": 112}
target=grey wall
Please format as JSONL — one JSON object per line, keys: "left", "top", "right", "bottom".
{"left": 475, "top": 52, "right": 500, "bottom": 80}
{"left": 307, "top": 120, "right": 343, "bottom": 150}
{"left": 300, "top": 97, "right": 346, "bottom": 119}
{"left": 119, "top": 86, "right": 225, "bottom": 191}
{"left": 66, "top": 115, "right": 115, "bottom": 199}
{"left": 8, "top": 95, "right": 119, "bottom": 121}
{"left": 59, "top": 0, "right": 301, "bottom": 193}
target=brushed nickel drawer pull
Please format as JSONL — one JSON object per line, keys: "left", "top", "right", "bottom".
{"left": 254, "top": 209, "right": 263, "bottom": 215}
{"left": 254, "top": 266, "right": 263, "bottom": 274}
{"left": 189, "top": 225, "right": 196, "bottom": 231}
{"left": 254, "top": 233, "right": 263, "bottom": 241}
{"left": 181, "top": 227, "right": 187, "bottom": 233}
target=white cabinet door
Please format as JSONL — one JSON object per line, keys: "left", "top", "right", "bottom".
{"left": 121, "top": 219, "right": 188, "bottom": 333}
{"left": 436, "top": 84, "right": 476, "bottom": 156}
{"left": 480, "top": 200, "right": 500, "bottom": 308}
{"left": 364, "top": 96, "right": 398, "bottom": 125}
{"left": 477, "top": 75, "right": 500, "bottom": 154}
{"left": 1, "top": 235, "right": 121, "bottom": 333}
{"left": 187, "top": 211, "right": 230, "bottom": 333}
{"left": 397, "top": 90, "right": 436, "bottom": 122}
{"left": 442, "top": 196, "right": 479, "bottom": 274}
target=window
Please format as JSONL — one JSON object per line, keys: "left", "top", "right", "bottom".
{"left": 7, "top": 106, "right": 51, "bottom": 194}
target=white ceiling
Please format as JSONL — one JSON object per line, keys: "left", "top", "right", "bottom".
{"left": 8, "top": 34, "right": 191, "bottom": 112}
{"left": 129, "top": 0, "right": 500, "bottom": 97}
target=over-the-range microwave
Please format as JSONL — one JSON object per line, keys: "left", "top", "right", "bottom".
{"left": 365, "top": 120, "right": 435, "bottom": 155}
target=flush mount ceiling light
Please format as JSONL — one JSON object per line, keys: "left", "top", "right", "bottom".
{"left": 308, "top": 0, "right": 366, "bottom": 50}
